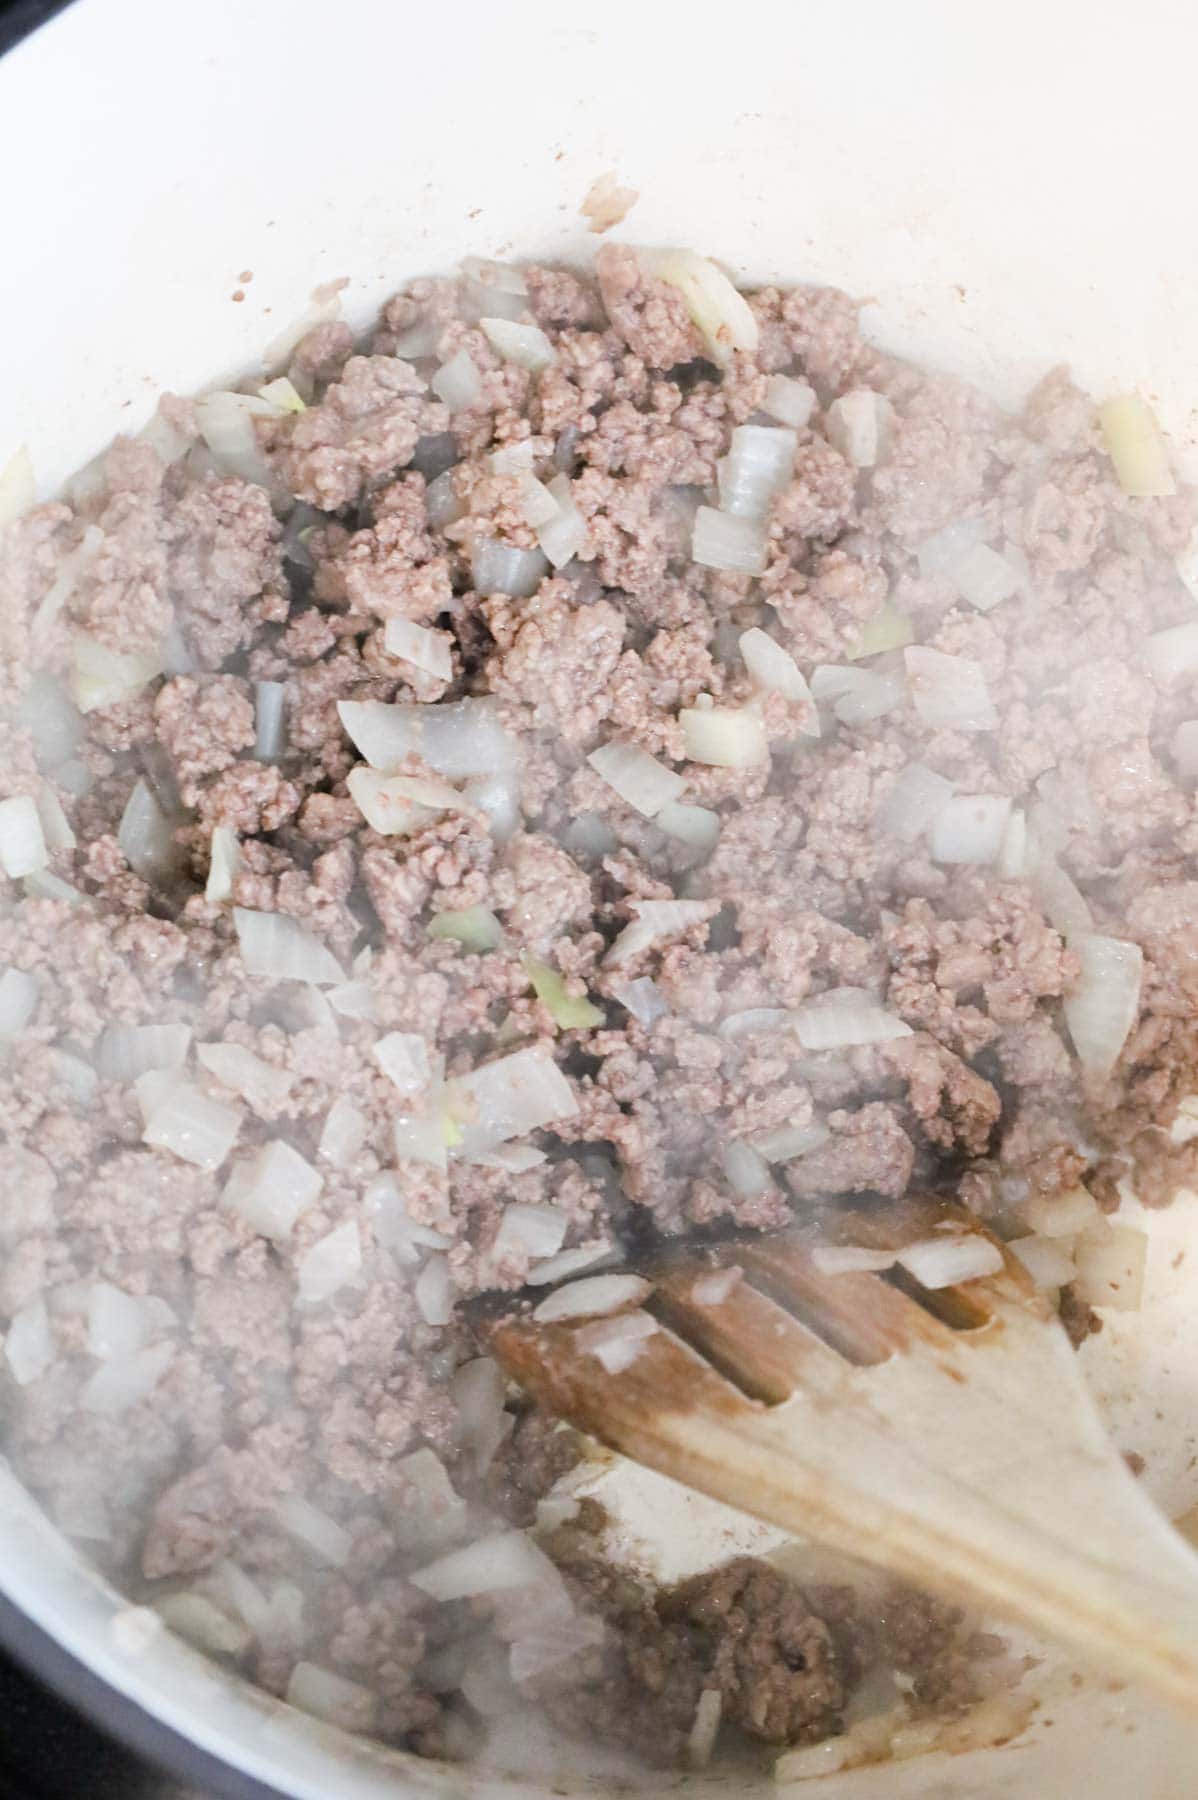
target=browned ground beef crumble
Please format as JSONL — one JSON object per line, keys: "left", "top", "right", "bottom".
{"left": 0, "top": 244, "right": 1195, "bottom": 1767}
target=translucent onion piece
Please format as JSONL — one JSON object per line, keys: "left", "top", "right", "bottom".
{"left": 649, "top": 250, "right": 759, "bottom": 365}
{"left": 825, "top": 389, "right": 895, "bottom": 468}
{"left": 587, "top": 740, "right": 684, "bottom": 818}
{"left": 327, "top": 979, "right": 377, "bottom": 1021}
{"left": 344, "top": 766, "right": 435, "bottom": 837}
{"left": 297, "top": 1221, "right": 362, "bottom": 1307}
{"left": 447, "top": 1045, "right": 578, "bottom": 1154}
{"left": 930, "top": 794, "right": 1012, "bottom": 865}
{"left": 118, "top": 779, "right": 180, "bottom": 884}
{"left": 410, "top": 1529, "right": 560, "bottom": 1602}
{"left": 792, "top": 990, "right": 912, "bottom": 1051}
{"left": 224, "top": 1140, "right": 322, "bottom": 1240}
{"left": 917, "top": 517, "right": 988, "bottom": 580}
{"left": 415, "top": 1254, "right": 452, "bottom": 1326}
{"left": 426, "top": 468, "right": 464, "bottom": 529}
{"left": 258, "top": 376, "right": 306, "bottom": 413}
{"left": 691, "top": 1268, "right": 743, "bottom": 1306}
{"left": 687, "top": 1689, "right": 723, "bottom": 1769}
{"left": 193, "top": 391, "right": 281, "bottom": 485}
{"left": 421, "top": 699, "right": 517, "bottom": 778}
{"left": 431, "top": 349, "right": 483, "bottom": 412}
{"left": 604, "top": 898, "right": 713, "bottom": 966}
{"left": 337, "top": 700, "right": 422, "bottom": 770}
{"left": 143, "top": 1080, "right": 240, "bottom": 1170}
{"left": 876, "top": 762, "right": 955, "bottom": 842}
{"left": 468, "top": 1142, "right": 548, "bottom": 1173}
{"left": 494, "top": 1204, "right": 569, "bottom": 1262}
{"left": 0, "top": 966, "right": 38, "bottom": 1038}
{"left": 575, "top": 1309, "right": 659, "bottom": 1375}
{"left": 1099, "top": 394, "right": 1175, "bottom": 498}
{"left": 717, "top": 426, "right": 797, "bottom": 519}
{"left": 905, "top": 646, "right": 998, "bottom": 731}
{"left": 751, "top": 1119, "right": 830, "bottom": 1163}
{"left": 451, "top": 1358, "right": 510, "bottom": 1476}
{"left": 275, "top": 1495, "right": 352, "bottom": 1567}
{"left": 392, "top": 1110, "right": 449, "bottom": 1175}
{"left": 1031, "top": 855, "right": 1094, "bottom": 938}
{"left": 0, "top": 445, "right": 35, "bottom": 527}
{"left": 87, "top": 1282, "right": 152, "bottom": 1360}
{"left": 427, "top": 905, "right": 503, "bottom": 952}
{"left": 462, "top": 769, "right": 521, "bottom": 843}
{"left": 720, "top": 1140, "right": 772, "bottom": 1197}
{"left": 3, "top": 1298, "right": 53, "bottom": 1385}
{"left": 472, "top": 538, "right": 549, "bottom": 599}
{"left": 739, "top": 628, "right": 817, "bottom": 725}
{"left": 233, "top": 908, "right": 344, "bottom": 985}
{"left": 564, "top": 811, "right": 618, "bottom": 859}
{"left": 997, "top": 806, "right": 1029, "bottom": 878}
{"left": 383, "top": 618, "right": 454, "bottom": 681}
{"left": 98, "top": 1023, "right": 191, "bottom": 1082}
{"left": 811, "top": 664, "right": 906, "bottom": 725}
{"left": 18, "top": 672, "right": 84, "bottom": 771}
{"left": 480, "top": 317, "right": 555, "bottom": 373}
{"left": 679, "top": 705, "right": 768, "bottom": 767}
{"left": 946, "top": 542, "right": 1022, "bottom": 612}
{"left": 534, "top": 1273, "right": 651, "bottom": 1324}
{"left": 762, "top": 375, "right": 816, "bottom": 429}
{"left": 70, "top": 635, "right": 162, "bottom": 714}
{"left": 393, "top": 1448, "right": 468, "bottom": 1549}
{"left": 896, "top": 1235, "right": 1004, "bottom": 1289}
{"left": 691, "top": 506, "right": 767, "bottom": 575}
{"left": 610, "top": 976, "right": 668, "bottom": 1028}
{"left": 655, "top": 800, "right": 721, "bottom": 852}
{"left": 1009, "top": 1235, "right": 1076, "bottom": 1289}
{"left": 155, "top": 1593, "right": 251, "bottom": 1658}
{"left": 537, "top": 473, "right": 587, "bottom": 568}
{"left": 81, "top": 1342, "right": 175, "bottom": 1415}
{"left": 525, "top": 959, "right": 605, "bottom": 1030}
{"left": 374, "top": 1031, "right": 431, "bottom": 1096}
{"left": 36, "top": 787, "right": 75, "bottom": 853}
{"left": 810, "top": 1246, "right": 897, "bottom": 1276}
{"left": 0, "top": 794, "right": 47, "bottom": 878}
{"left": 196, "top": 1042, "right": 294, "bottom": 1111}
{"left": 1142, "top": 619, "right": 1198, "bottom": 683}
{"left": 205, "top": 826, "right": 241, "bottom": 904}
{"left": 317, "top": 1096, "right": 369, "bottom": 1167}
{"left": 1072, "top": 1223, "right": 1147, "bottom": 1312}
{"left": 1063, "top": 933, "right": 1143, "bottom": 1078}
{"left": 527, "top": 1242, "right": 616, "bottom": 1286}
{"left": 254, "top": 680, "right": 286, "bottom": 761}
{"left": 489, "top": 441, "right": 537, "bottom": 474}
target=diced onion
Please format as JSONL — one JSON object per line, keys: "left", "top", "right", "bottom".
{"left": 537, "top": 473, "right": 588, "bottom": 568}
{"left": 896, "top": 1235, "right": 1004, "bottom": 1288}
{"left": 98, "top": 1023, "right": 191, "bottom": 1082}
{"left": 575, "top": 1309, "right": 659, "bottom": 1375}
{"left": 1072, "top": 1222, "right": 1147, "bottom": 1312}
{"left": 564, "top": 811, "right": 618, "bottom": 858}
{"left": 691, "top": 507, "right": 767, "bottom": 575}
{"left": 224, "top": 1140, "right": 322, "bottom": 1240}
{"left": 687, "top": 1689, "right": 723, "bottom": 1769}
{"left": 427, "top": 905, "right": 503, "bottom": 951}
{"left": 997, "top": 807, "right": 1029, "bottom": 879}
{"left": 720, "top": 1140, "right": 772, "bottom": 1197}
{"left": 1009, "top": 1235, "right": 1076, "bottom": 1289}
{"left": 118, "top": 779, "right": 179, "bottom": 884}
{"left": 739, "top": 628, "right": 817, "bottom": 725}
{"left": 655, "top": 800, "right": 721, "bottom": 851}
{"left": 36, "top": 787, "right": 75, "bottom": 853}
{"left": 527, "top": 1242, "right": 616, "bottom": 1286}
{"left": 946, "top": 542, "right": 1022, "bottom": 613}
{"left": 587, "top": 740, "right": 684, "bottom": 818}
{"left": 649, "top": 249, "right": 759, "bottom": 365}
{"left": 392, "top": 1110, "right": 449, "bottom": 1176}
{"left": 0, "top": 966, "right": 38, "bottom": 1038}
{"left": 509, "top": 1615, "right": 606, "bottom": 1684}
{"left": 610, "top": 976, "right": 668, "bottom": 1027}
{"left": 717, "top": 426, "right": 797, "bottom": 519}
{"left": 917, "top": 517, "right": 988, "bottom": 580}
{"left": 383, "top": 618, "right": 454, "bottom": 681}
{"left": 762, "top": 375, "right": 816, "bottom": 429}
{"left": 0, "top": 445, "right": 35, "bottom": 526}
{"left": 3, "top": 1298, "right": 53, "bottom": 1385}
{"left": 86, "top": 1283, "right": 160, "bottom": 1360}
{"left": 410, "top": 1529, "right": 559, "bottom": 1602}
{"left": 297, "top": 1221, "right": 362, "bottom": 1307}
{"left": 480, "top": 317, "right": 555, "bottom": 373}
{"left": 472, "top": 538, "right": 549, "bottom": 598}
{"left": 811, "top": 1246, "right": 897, "bottom": 1276}
{"left": 206, "top": 826, "right": 241, "bottom": 904}
{"left": 451, "top": 1357, "right": 510, "bottom": 1476}
{"left": 393, "top": 1448, "right": 468, "bottom": 1549}
{"left": 1063, "top": 933, "right": 1143, "bottom": 1078}
{"left": 193, "top": 391, "right": 282, "bottom": 485}
{"left": 467, "top": 1142, "right": 548, "bottom": 1173}
{"left": 258, "top": 376, "right": 306, "bottom": 414}
{"left": 1099, "top": 394, "right": 1175, "bottom": 498}
{"left": 155, "top": 1593, "right": 251, "bottom": 1658}
{"left": 286, "top": 1662, "right": 377, "bottom": 1731}
{"left": 142, "top": 1080, "right": 240, "bottom": 1170}
{"left": 533, "top": 1273, "right": 651, "bottom": 1324}
{"left": 335, "top": 700, "right": 438, "bottom": 771}
{"left": 494, "top": 1204, "right": 569, "bottom": 1262}
{"left": 905, "top": 646, "right": 997, "bottom": 731}
{"left": 196, "top": 1042, "right": 293, "bottom": 1111}
{"left": 431, "top": 350, "right": 483, "bottom": 412}
{"left": 0, "top": 795, "right": 47, "bottom": 878}
{"left": 374, "top": 1031, "right": 431, "bottom": 1096}
{"left": 1142, "top": 620, "right": 1198, "bottom": 683}
{"left": 345, "top": 766, "right": 436, "bottom": 837}
{"left": 426, "top": 468, "right": 464, "bottom": 529}
{"left": 604, "top": 898, "right": 713, "bottom": 966}
{"left": 80, "top": 1342, "right": 174, "bottom": 1415}
{"left": 415, "top": 1255, "right": 452, "bottom": 1326}
{"left": 751, "top": 1120, "right": 830, "bottom": 1163}
{"left": 680, "top": 704, "right": 768, "bottom": 767}
{"left": 274, "top": 1494, "right": 351, "bottom": 1567}
{"left": 525, "top": 959, "right": 605, "bottom": 1030}
{"left": 930, "top": 794, "right": 1012, "bottom": 865}
{"left": 811, "top": 664, "right": 906, "bottom": 725}
{"left": 447, "top": 1045, "right": 578, "bottom": 1155}
{"left": 233, "top": 908, "right": 344, "bottom": 985}
{"left": 825, "top": 390, "right": 895, "bottom": 468}
{"left": 691, "top": 1267, "right": 743, "bottom": 1306}
{"left": 1031, "top": 854, "right": 1094, "bottom": 937}
{"left": 317, "top": 1096, "right": 369, "bottom": 1167}
{"left": 792, "top": 989, "right": 912, "bottom": 1051}
{"left": 18, "top": 673, "right": 85, "bottom": 770}
{"left": 462, "top": 769, "right": 521, "bottom": 842}
{"left": 70, "top": 635, "right": 162, "bottom": 714}
{"left": 876, "top": 763, "right": 955, "bottom": 842}
{"left": 422, "top": 699, "right": 517, "bottom": 779}
{"left": 254, "top": 681, "right": 286, "bottom": 761}
{"left": 490, "top": 441, "right": 537, "bottom": 474}
{"left": 326, "top": 979, "right": 377, "bottom": 1021}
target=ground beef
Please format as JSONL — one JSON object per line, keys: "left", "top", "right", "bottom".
{"left": 1, "top": 243, "right": 1192, "bottom": 1775}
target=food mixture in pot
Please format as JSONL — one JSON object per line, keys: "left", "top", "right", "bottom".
{"left": 0, "top": 243, "right": 1195, "bottom": 1773}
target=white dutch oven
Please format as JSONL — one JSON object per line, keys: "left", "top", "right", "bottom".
{"left": 3, "top": 0, "right": 1198, "bottom": 1792}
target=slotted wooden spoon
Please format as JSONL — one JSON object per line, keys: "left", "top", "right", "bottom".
{"left": 491, "top": 1196, "right": 1198, "bottom": 1716}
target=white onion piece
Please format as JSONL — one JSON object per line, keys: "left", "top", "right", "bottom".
{"left": 374, "top": 1031, "right": 431, "bottom": 1096}
{"left": 604, "top": 898, "right": 712, "bottom": 966}
{"left": 55, "top": 1488, "right": 112, "bottom": 1543}
{"left": 364, "top": 1174, "right": 449, "bottom": 1261}
{"left": 155, "top": 1593, "right": 251, "bottom": 1659}
{"left": 54, "top": 1050, "right": 96, "bottom": 1108}
{"left": 1031, "top": 854, "right": 1094, "bottom": 937}
{"left": 35, "top": 787, "right": 75, "bottom": 853}
{"left": 1073, "top": 1223, "right": 1147, "bottom": 1312}
{"left": 205, "top": 826, "right": 241, "bottom": 904}
{"left": 472, "top": 538, "right": 549, "bottom": 599}
{"left": 287, "top": 1662, "right": 379, "bottom": 1731}
{"left": 537, "top": 473, "right": 588, "bottom": 568}
{"left": 649, "top": 249, "right": 759, "bottom": 365}
{"left": 143, "top": 1081, "right": 240, "bottom": 1170}
{"left": 533, "top": 1273, "right": 651, "bottom": 1324}
{"left": 392, "top": 1110, "right": 449, "bottom": 1175}
{"left": 587, "top": 740, "right": 684, "bottom": 818}
{"left": 564, "top": 811, "right": 618, "bottom": 858}
{"left": 462, "top": 769, "right": 521, "bottom": 843}
{"left": 326, "top": 979, "right": 377, "bottom": 1021}
{"left": 224, "top": 1140, "right": 322, "bottom": 1240}
{"left": 431, "top": 349, "right": 483, "bottom": 412}
{"left": 383, "top": 617, "right": 454, "bottom": 681}
{"left": 751, "top": 1120, "right": 830, "bottom": 1163}
{"left": 527, "top": 1242, "right": 616, "bottom": 1286}
{"left": 415, "top": 1254, "right": 452, "bottom": 1326}
{"left": 1010, "top": 1235, "right": 1076, "bottom": 1289}
{"left": 0, "top": 795, "right": 47, "bottom": 878}
{"left": 18, "top": 673, "right": 85, "bottom": 770}
{"left": 462, "top": 256, "right": 528, "bottom": 296}
{"left": 811, "top": 664, "right": 906, "bottom": 725}
{"left": 427, "top": 905, "right": 503, "bottom": 952}
{"left": 610, "top": 976, "right": 668, "bottom": 1027}
{"left": 917, "top": 517, "right": 988, "bottom": 580}
{"left": 720, "top": 1140, "right": 772, "bottom": 1197}
{"left": 118, "top": 780, "right": 179, "bottom": 884}
{"left": 254, "top": 681, "right": 286, "bottom": 761}
{"left": 575, "top": 1309, "right": 658, "bottom": 1375}
{"left": 690, "top": 1268, "right": 743, "bottom": 1307}
{"left": 905, "top": 646, "right": 998, "bottom": 731}
{"left": 196, "top": 1042, "right": 293, "bottom": 1111}
{"left": 1142, "top": 619, "right": 1198, "bottom": 683}
{"left": 691, "top": 506, "right": 767, "bottom": 575}
{"left": 208, "top": 1562, "right": 273, "bottom": 1636}
{"left": 1099, "top": 394, "right": 1175, "bottom": 498}
{"left": 680, "top": 704, "right": 768, "bottom": 767}
{"left": 1172, "top": 719, "right": 1198, "bottom": 778}
{"left": 997, "top": 807, "right": 1029, "bottom": 879}
{"left": 451, "top": 1358, "right": 510, "bottom": 1477}
{"left": 467, "top": 1142, "right": 548, "bottom": 1173}
{"left": 233, "top": 908, "right": 343, "bottom": 985}
{"left": 393, "top": 1449, "right": 468, "bottom": 1549}
{"left": 410, "top": 1529, "right": 559, "bottom": 1602}
{"left": 489, "top": 440, "right": 537, "bottom": 473}
{"left": 825, "top": 390, "right": 895, "bottom": 468}
{"left": 717, "top": 426, "right": 797, "bottom": 518}
{"left": 762, "top": 375, "right": 816, "bottom": 429}
{"left": 509, "top": 1615, "right": 606, "bottom": 1684}
{"left": 422, "top": 698, "right": 516, "bottom": 778}
{"left": 930, "top": 794, "right": 1012, "bottom": 865}
{"left": 0, "top": 966, "right": 38, "bottom": 1037}
{"left": 947, "top": 542, "right": 1022, "bottom": 612}
{"left": 811, "top": 1245, "right": 897, "bottom": 1276}
{"left": 687, "top": 1690, "right": 723, "bottom": 1769}
{"left": 98, "top": 1023, "right": 190, "bottom": 1083}
{"left": 345, "top": 766, "right": 434, "bottom": 837}
{"left": 3, "top": 1298, "right": 53, "bottom": 1385}
{"left": 258, "top": 376, "right": 305, "bottom": 413}
{"left": 0, "top": 445, "right": 35, "bottom": 526}
{"left": 1063, "top": 933, "right": 1143, "bottom": 1078}
{"left": 70, "top": 635, "right": 162, "bottom": 714}
{"left": 448, "top": 1047, "right": 578, "bottom": 1156}
{"left": 793, "top": 991, "right": 912, "bottom": 1051}
{"left": 298, "top": 1221, "right": 362, "bottom": 1307}
{"left": 480, "top": 317, "right": 555, "bottom": 373}
{"left": 81, "top": 1342, "right": 175, "bottom": 1415}
{"left": 719, "top": 1006, "right": 789, "bottom": 1036}
{"left": 847, "top": 601, "right": 914, "bottom": 662}
{"left": 896, "top": 1235, "right": 1004, "bottom": 1289}
{"left": 739, "top": 628, "right": 817, "bottom": 723}
{"left": 275, "top": 1495, "right": 352, "bottom": 1567}
{"left": 318, "top": 1096, "right": 369, "bottom": 1167}
{"left": 494, "top": 1204, "right": 568, "bottom": 1262}
{"left": 655, "top": 800, "right": 721, "bottom": 851}
{"left": 193, "top": 391, "right": 281, "bottom": 485}
{"left": 876, "top": 763, "right": 955, "bottom": 842}
{"left": 86, "top": 1283, "right": 154, "bottom": 1359}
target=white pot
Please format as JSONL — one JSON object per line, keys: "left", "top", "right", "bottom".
{"left": 2, "top": 0, "right": 1197, "bottom": 1793}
